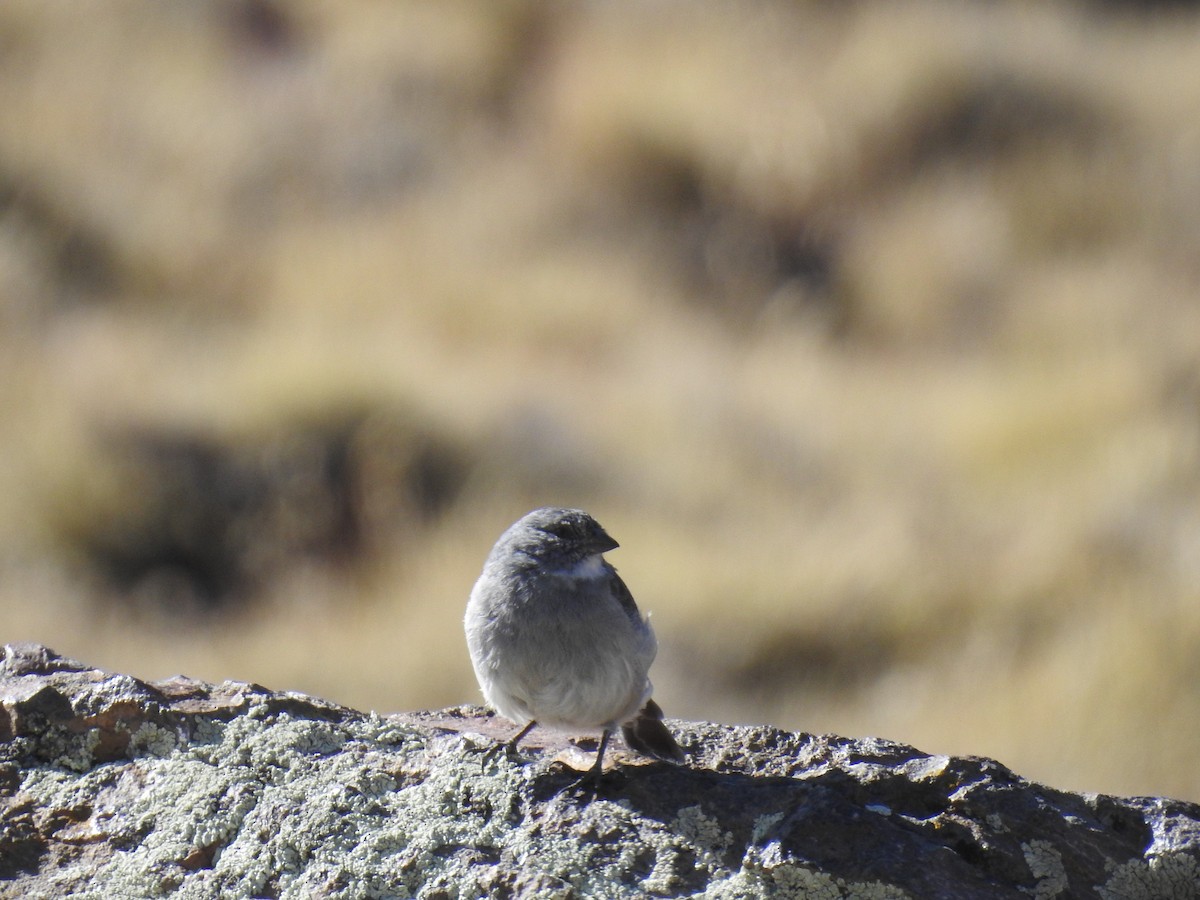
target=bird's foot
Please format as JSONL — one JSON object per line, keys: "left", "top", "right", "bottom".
{"left": 563, "top": 767, "right": 606, "bottom": 800}
{"left": 477, "top": 720, "right": 538, "bottom": 773}
{"left": 558, "top": 731, "right": 613, "bottom": 800}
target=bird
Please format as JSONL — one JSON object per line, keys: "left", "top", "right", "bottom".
{"left": 465, "top": 507, "right": 685, "bottom": 787}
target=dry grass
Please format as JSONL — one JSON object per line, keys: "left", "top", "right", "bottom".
{"left": 3, "top": 0, "right": 1200, "bottom": 802}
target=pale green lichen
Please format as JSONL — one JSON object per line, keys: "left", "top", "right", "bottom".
{"left": 1021, "top": 839, "right": 1068, "bottom": 898}
{"left": 674, "top": 804, "right": 733, "bottom": 870}
{"left": 703, "top": 846, "right": 912, "bottom": 900}
{"left": 57, "top": 726, "right": 101, "bottom": 772}
{"left": 188, "top": 715, "right": 226, "bottom": 746}
{"left": 13, "top": 708, "right": 1191, "bottom": 899}
{"left": 130, "top": 721, "right": 179, "bottom": 757}
{"left": 1098, "top": 853, "right": 1200, "bottom": 900}
{"left": 16, "top": 721, "right": 103, "bottom": 773}
{"left": 751, "top": 811, "right": 786, "bottom": 843}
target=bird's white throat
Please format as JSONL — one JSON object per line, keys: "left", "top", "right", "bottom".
{"left": 558, "top": 553, "right": 607, "bottom": 580}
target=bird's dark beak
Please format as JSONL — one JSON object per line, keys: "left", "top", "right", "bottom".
{"left": 595, "top": 534, "right": 619, "bottom": 553}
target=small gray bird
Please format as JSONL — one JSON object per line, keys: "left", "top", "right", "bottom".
{"left": 465, "top": 507, "right": 685, "bottom": 784}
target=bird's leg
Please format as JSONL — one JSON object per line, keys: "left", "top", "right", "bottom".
{"left": 567, "top": 728, "right": 611, "bottom": 796}
{"left": 506, "top": 720, "right": 538, "bottom": 754}
{"left": 589, "top": 729, "right": 611, "bottom": 781}
{"left": 481, "top": 720, "right": 538, "bottom": 770}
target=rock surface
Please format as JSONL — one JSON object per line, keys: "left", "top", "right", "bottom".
{"left": 2, "top": 643, "right": 1199, "bottom": 899}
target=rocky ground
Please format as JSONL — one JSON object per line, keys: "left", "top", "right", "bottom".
{"left": 4, "top": 643, "right": 1199, "bottom": 898}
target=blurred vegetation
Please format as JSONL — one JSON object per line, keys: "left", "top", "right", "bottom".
{"left": 3, "top": 0, "right": 1200, "bottom": 802}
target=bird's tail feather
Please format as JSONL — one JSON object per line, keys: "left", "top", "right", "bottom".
{"left": 622, "top": 698, "right": 686, "bottom": 763}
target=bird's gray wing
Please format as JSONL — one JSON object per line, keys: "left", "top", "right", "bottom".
{"left": 603, "top": 563, "right": 643, "bottom": 626}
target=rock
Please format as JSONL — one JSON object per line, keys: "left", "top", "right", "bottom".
{"left": 2, "top": 643, "right": 1198, "bottom": 899}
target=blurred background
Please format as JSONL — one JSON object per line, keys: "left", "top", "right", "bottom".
{"left": 3, "top": 0, "right": 1200, "bottom": 802}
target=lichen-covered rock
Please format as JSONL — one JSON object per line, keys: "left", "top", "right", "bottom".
{"left": 2, "top": 643, "right": 1198, "bottom": 899}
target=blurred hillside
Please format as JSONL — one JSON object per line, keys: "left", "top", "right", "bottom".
{"left": 3, "top": 0, "right": 1200, "bottom": 802}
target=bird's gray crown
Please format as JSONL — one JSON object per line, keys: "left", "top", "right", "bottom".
{"left": 493, "top": 507, "right": 619, "bottom": 567}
